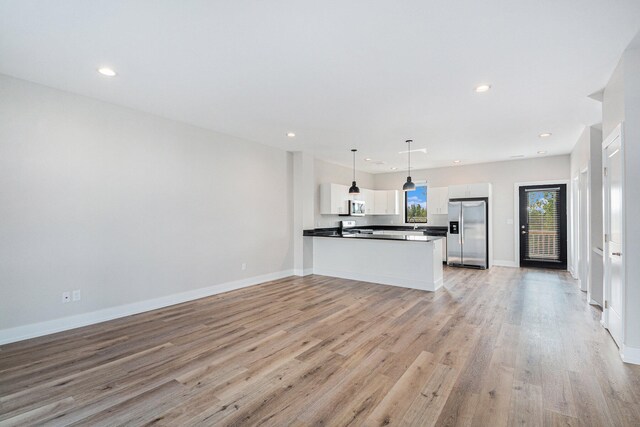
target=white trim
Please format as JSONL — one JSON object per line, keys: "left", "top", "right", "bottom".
{"left": 569, "top": 267, "right": 578, "bottom": 279}
{"left": 601, "top": 123, "right": 626, "bottom": 349}
{"left": 0, "top": 269, "right": 294, "bottom": 345}
{"left": 403, "top": 181, "right": 428, "bottom": 226}
{"left": 621, "top": 344, "right": 640, "bottom": 365}
{"left": 587, "top": 296, "right": 601, "bottom": 307}
{"left": 580, "top": 165, "right": 591, "bottom": 294}
{"left": 294, "top": 268, "right": 314, "bottom": 277}
{"left": 571, "top": 173, "right": 580, "bottom": 283}
{"left": 493, "top": 259, "right": 518, "bottom": 268}
{"left": 513, "top": 179, "right": 571, "bottom": 269}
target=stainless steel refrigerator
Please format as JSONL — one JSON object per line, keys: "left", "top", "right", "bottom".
{"left": 447, "top": 199, "right": 488, "bottom": 269}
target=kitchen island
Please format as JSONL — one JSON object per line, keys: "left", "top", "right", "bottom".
{"left": 304, "top": 229, "right": 444, "bottom": 292}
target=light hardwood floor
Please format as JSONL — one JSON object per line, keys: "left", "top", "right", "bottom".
{"left": 1, "top": 267, "right": 640, "bottom": 426}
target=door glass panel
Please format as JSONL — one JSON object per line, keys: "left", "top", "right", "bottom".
{"left": 525, "top": 189, "right": 560, "bottom": 261}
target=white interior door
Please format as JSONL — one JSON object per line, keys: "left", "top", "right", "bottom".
{"left": 603, "top": 124, "right": 624, "bottom": 348}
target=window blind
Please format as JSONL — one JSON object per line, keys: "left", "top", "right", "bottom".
{"left": 525, "top": 188, "right": 561, "bottom": 261}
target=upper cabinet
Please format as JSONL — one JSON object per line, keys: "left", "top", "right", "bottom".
{"left": 448, "top": 183, "right": 492, "bottom": 199}
{"left": 320, "top": 183, "right": 350, "bottom": 214}
{"left": 427, "top": 187, "right": 448, "bottom": 215}
{"left": 320, "top": 184, "right": 399, "bottom": 215}
{"left": 320, "top": 182, "right": 490, "bottom": 216}
{"left": 358, "top": 189, "right": 375, "bottom": 215}
{"left": 373, "top": 190, "right": 399, "bottom": 215}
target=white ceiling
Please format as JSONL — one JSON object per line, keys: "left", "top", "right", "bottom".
{"left": 1, "top": 1, "right": 639, "bottom": 173}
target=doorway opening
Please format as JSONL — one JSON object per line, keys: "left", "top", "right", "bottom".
{"left": 518, "top": 184, "right": 568, "bottom": 269}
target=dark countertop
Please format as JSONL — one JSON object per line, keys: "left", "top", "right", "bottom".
{"left": 306, "top": 231, "right": 443, "bottom": 243}
{"left": 303, "top": 225, "right": 447, "bottom": 237}
{"left": 303, "top": 225, "right": 446, "bottom": 242}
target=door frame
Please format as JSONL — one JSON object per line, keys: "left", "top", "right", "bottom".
{"left": 601, "top": 123, "right": 625, "bottom": 345}
{"left": 571, "top": 175, "right": 580, "bottom": 278}
{"left": 579, "top": 166, "right": 590, "bottom": 294}
{"left": 513, "top": 180, "right": 571, "bottom": 268}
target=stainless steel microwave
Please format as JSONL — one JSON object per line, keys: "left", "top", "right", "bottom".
{"left": 349, "top": 200, "right": 366, "bottom": 216}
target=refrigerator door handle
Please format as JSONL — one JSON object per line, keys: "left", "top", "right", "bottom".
{"left": 458, "top": 209, "right": 462, "bottom": 245}
{"left": 460, "top": 210, "right": 464, "bottom": 245}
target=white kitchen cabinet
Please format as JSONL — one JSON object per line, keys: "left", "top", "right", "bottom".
{"left": 468, "top": 183, "right": 491, "bottom": 197}
{"left": 373, "top": 190, "right": 387, "bottom": 214}
{"left": 320, "top": 184, "right": 400, "bottom": 216}
{"left": 448, "top": 183, "right": 492, "bottom": 199}
{"left": 373, "top": 190, "right": 399, "bottom": 215}
{"left": 360, "top": 189, "right": 375, "bottom": 215}
{"left": 386, "top": 190, "right": 399, "bottom": 215}
{"left": 320, "top": 183, "right": 349, "bottom": 214}
{"left": 427, "top": 187, "right": 448, "bottom": 215}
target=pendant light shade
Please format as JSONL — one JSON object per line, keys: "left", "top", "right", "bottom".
{"left": 403, "top": 139, "right": 416, "bottom": 191}
{"left": 349, "top": 149, "right": 360, "bottom": 194}
{"left": 403, "top": 176, "right": 416, "bottom": 192}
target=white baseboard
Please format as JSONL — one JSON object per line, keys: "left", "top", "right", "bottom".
{"left": 293, "top": 268, "right": 314, "bottom": 277}
{"left": 621, "top": 344, "right": 640, "bottom": 365}
{"left": 588, "top": 296, "right": 602, "bottom": 308}
{"left": 0, "top": 269, "right": 294, "bottom": 346}
{"left": 493, "top": 259, "right": 518, "bottom": 268}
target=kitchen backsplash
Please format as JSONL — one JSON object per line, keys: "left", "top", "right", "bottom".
{"left": 314, "top": 213, "right": 449, "bottom": 228}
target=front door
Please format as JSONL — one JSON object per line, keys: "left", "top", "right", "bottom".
{"left": 519, "top": 184, "right": 567, "bottom": 269}
{"left": 603, "top": 125, "right": 624, "bottom": 347}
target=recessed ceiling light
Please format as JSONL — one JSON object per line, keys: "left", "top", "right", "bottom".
{"left": 474, "top": 84, "right": 491, "bottom": 93}
{"left": 539, "top": 133, "right": 552, "bottom": 138}
{"left": 453, "top": 160, "right": 461, "bottom": 164}
{"left": 97, "top": 67, "right": 117, "bottom": 77}
{"left": 390, "top": 167, "right": 398, "bottom": 170}
{"left": 364, "top": 158, "right": 372, "bottom": 161}
{"left": 537, "top": 150, "right": 547, "bottom": 155}
{"left": 286, "top": 132, "right": 296, "bottom": 138}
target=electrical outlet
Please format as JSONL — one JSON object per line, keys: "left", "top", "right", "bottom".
{"left": 72, "top": 289, "right": 81, "bottom": 301}
{"left": 241, "top": 263, "right": 247, "bottom": 271}
{"left": 62, "top": 292, "right": 70, "bottom": 303}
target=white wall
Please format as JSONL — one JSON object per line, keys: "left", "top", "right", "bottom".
{"left": 603, "top": 61, "right": 625, "bottom": 138}
{"left": 569, "top": 126, "right": 603, "bottom": 305}
{"left": 0, "top": 75, "right": 293, "bottom": 336}
{"left": 374, "top": 156, "right": 571, "bottom": 265}
{"left": 292, "top": 152, "right": 315, "bottom": 275}
{"left": 570, "top": 128, "right": 591, "bottom": 177}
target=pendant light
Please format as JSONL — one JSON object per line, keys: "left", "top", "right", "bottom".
{"left": 348, "top": 149, "right": 360, "bottom": 194}
{"left": 402, "top": 139, "right": 416, "bottom": 191}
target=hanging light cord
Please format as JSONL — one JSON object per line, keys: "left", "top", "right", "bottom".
{"left": 353, "top": 151, "right": 356, "bottom": 181}
{"left": 408, "top": 141, "right": 411, "bottom": 176}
